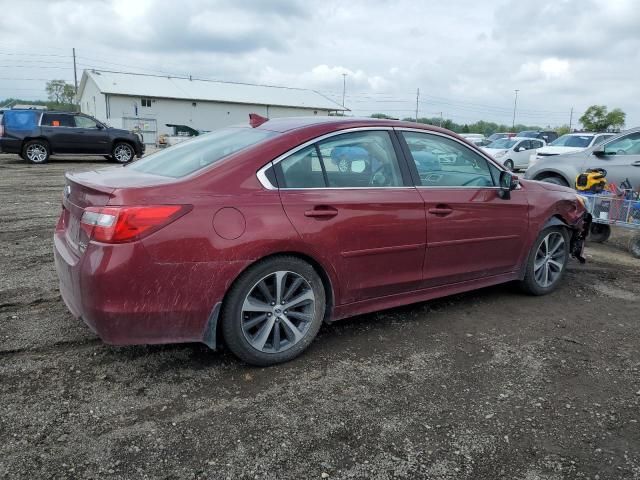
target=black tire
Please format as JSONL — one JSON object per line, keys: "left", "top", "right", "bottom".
{"left": 539, "top": 175, "right": 569, "bottom": 187}
{"left": 221, "top": 256, "right": 326, "bottom": 366}
{"left": 504, "top": 159, "right": 514, "bottom": 171}
{"left": 519, "top": 226, "right": 570, "bottom": 296}
{"left": 628, "top": 236, "right": 640, "bottom": 259}
{"left": 112, "top": 142, "right": 134, "bottom": 164}
{"left": 589, "top": 224, "right": 611, "bottom": 243}
{"left": 22, "top": 140, "right": 50, "bottom": 164}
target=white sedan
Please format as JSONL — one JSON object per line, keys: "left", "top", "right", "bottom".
{"left": 481, "top": 137, "right": 545, "bottom": 171}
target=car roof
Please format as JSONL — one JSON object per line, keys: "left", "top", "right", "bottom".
{"left": 253, "top": 116, "right": 462, "bottom": 136}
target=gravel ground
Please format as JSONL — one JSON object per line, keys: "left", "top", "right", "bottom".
{"left": 1, "top": 154, "right": 639, "bottom": 480}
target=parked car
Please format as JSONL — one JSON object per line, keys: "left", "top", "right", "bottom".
{"left": 487, "top": 132, "right": 516, "bottom": 142}
{"left": 482, "top": 137, "right": 545, "bottom": 170}
{"left": 517, "top": 130, "right": 559, "bottom": 144}
{"left": 0, "top": 109, "right": 145, "bottom": 164}
{"left": 54, "top": 116, "right": 588, "bottom": 366}
{"left": 460, "top": 133, "right": 488, "bottom": 146}
{"left": 525, "top": 127, "right": 640, "bottom": 188}
{"left": 530, "top": 132, "right": 614, "bottom": 166}
{"left": 158, "top": 123, "right": 208, "bottom": 148}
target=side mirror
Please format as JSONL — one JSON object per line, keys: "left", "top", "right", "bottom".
{"left": 516, "top": 146, "right": 525, "bottom": 152}
{"left": 593, "top": 147, "right": 606, "bottom": 157}
{"left": 498, "top": 171, "right": 519, "bottom": 199}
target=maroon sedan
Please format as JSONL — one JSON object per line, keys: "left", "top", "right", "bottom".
{"left": 54, "top": 116, "right": 588, "bottom": 365}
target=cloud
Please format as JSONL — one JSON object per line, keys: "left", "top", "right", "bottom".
{"left": 0, "top": 0, "right": 638, "bottom": 126}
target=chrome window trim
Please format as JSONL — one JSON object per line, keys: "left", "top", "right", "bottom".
{"left": 256, "top": 126, "right": 395, "bottom": 190}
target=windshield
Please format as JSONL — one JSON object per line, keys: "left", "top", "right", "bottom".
{"left": 487, "top": 139, "right": 517, "bottom": 149}
{"left": 549, "top": 135, "right": 593, "bottom": 148}
{"left": 517, "top": 131, "right": 538, "bottom": 138}
{"left": 129, "top": 127, "right": 278, "bottom": 178}
{"left": 488, "top": 133, "right": 508, "bottom": 141}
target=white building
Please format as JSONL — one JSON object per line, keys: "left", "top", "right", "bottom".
{"left": 77, "top": 70, "right": 347, "bottom": 144}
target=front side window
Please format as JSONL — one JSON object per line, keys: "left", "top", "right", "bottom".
{"left": 74, "top": 116, "right": 99, "bottom": 128}
{"left": 593, "top": 134, "right": 613, "bottom": 146}
{"left": 515, "top": 140, "right": 529, "bottom": 151}
{"left": 602, "top": 132, "right": 640, "bottom": 156}
{"left": 487, "top": 138, "right": 517, "bottom": 149}
{"left": 402, "top": 131, "right": 495, "bottom": 188}
{"left": 277, "top": 130, "right": 404, "bottom": 188}
{"left": 130, "top": 127, "right": 278, "bottom": 178}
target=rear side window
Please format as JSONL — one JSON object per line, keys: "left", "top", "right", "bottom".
{"left": 2, "top": 110, "right": 38, "bottom": 130}
{"left": 42, "top": 113, "right": 74, "bottom": 127}
{"left": 130, "top": 127, "right": 278, "bottom": 178}
{"left": 276, "top": 130, "right": 404, "bottom": 188}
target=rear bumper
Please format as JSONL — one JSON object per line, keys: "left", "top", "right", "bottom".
{"left": 53, "top": 232, "right": 227, "bottom": 347}
{"left": 570, "top": 212, "right": 592, "bottom": 263}
{"left": 0, "top": 138, "right": 21, "bottom": 154}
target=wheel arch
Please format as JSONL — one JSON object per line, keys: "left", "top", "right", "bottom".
{"left": 22, "top": 136, "right": 51, "bottom": 150}
{"left": 532, "top": 169, "right": 572, "bottom": 186}
{"left": 202, "top": 250, "right": 337, "bottom": 350}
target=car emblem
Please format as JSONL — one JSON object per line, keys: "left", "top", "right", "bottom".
{"left": 64, "top": 185, "right": 71, "bottom": 198}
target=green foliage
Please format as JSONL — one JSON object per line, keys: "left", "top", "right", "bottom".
{"left": 391, "top": 115, "right": 541, "bottom": 136}
{"left": 579, "top": 105, "right": 626, "bottom": 131}
{"left": 0, "top": 97, "right": 78, "bottom": 112}
{"left": 556, "top": 125, "right": 571, "bottom": 136}
{"left": 370, "top": 113, "right": 396, "bottom": 119}
{"left": 45, "top": 80, "right": 76, "bottom": 104}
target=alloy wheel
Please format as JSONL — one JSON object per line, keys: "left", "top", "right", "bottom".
{"left": 27, "top": 144, "right": 47, "bottom": 163}
{"left": 241, "top": 271, "right": 315, "bottom": 353}
{"left": 533, "top": 232, "right": 566, "bottom": 288}
{"left": 114, "top": 144, "right": 133, "bottom": 162}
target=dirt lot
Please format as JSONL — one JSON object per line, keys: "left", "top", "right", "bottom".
{"left": 1, "top": 154, "right": 639, "bottom": 480}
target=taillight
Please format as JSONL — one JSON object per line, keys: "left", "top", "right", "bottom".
{"left": 0, "top": 124, "right": 4, "bottom": 137}
{"left": 80, "top": 205, "right": 189, "bottom": 243}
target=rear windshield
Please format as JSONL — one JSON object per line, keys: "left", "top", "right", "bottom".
{"left": 517, "top": 131, "right": 538, "bottom": 138}
{"left": 487, "top": 138, "right": 517, "bottom": 149}
{"left": 129, "top": 127, "right": 278, "bottom": 178}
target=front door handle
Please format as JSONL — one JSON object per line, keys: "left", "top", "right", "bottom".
{"left": 304, "top": 207, "right": 338, "bottom": 218}
{"left": 428, "top": 205, "right": 453, "bottom": 216}
{"left": 631, "top": 161, "right": 640, "bottom": 167}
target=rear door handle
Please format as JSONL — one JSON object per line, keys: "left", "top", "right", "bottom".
{"left": 304, "top": 207, "right": 338, "bottom": 218}
{"left": 632, "top": 161, "right": 640, "bottom": 167}
{"left": 428, "top": 206, "right": 453, "bottom": 216}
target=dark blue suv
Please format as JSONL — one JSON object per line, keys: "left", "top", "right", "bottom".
{"left": 0, "top": 109, "right": 145, "bottom": 164}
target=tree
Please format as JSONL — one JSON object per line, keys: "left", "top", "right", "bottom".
{"left": 556, "top": 125, "right": 571, "bottom": 136}
{"left": 579, "top": 105, "right": 626, "bottom": 132}
{"left": 46, "top": 80, "right": 75, "bottom": 104}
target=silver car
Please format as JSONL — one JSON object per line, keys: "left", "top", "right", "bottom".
{"left": 525, "top": 127, "right": 640, "bottom": 189}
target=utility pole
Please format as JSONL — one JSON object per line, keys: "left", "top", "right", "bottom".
{"left": 341, "top": 73, "right": 347, "bottom": 109}
{"left": 415, "top": 88, "right": 420, "bottom": 122}
{"left": 439, "top": 111, "right": 443, "bottom": 127}
{"left": 511, "top": 89, "right": 519, "bottom": 129}
{"left": 72, "top": 48, "right": 79, "bottom": 107}
{"left": 569, "top": 107, "right": 574, "bottom": 132}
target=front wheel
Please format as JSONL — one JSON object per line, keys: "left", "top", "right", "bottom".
{"left": 519, "top": 227, "right": 570, "bottom": 295}
{"left": 504, "top": 159, "right": 514, "bottom": 171}
{"left": 112, "top": 142, "right": 134, "bottom": 163}
{"left": 22, "top": 140, "right": 50, "bottom": 164}
{"left": 221, "top": 256, "right": 326, "bottom": 366}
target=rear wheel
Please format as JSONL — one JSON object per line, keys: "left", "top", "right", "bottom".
{"left": 628, "top": 236, "right": 640, "bottom": 259}
{"left": 519, "top": 227, "right": 570, "bottom": 295}
{"left": 504, "top": 159, "right": 514, "bottom": 171}
{"left": 221, "top": 256, "right": 326, "bottom": 366}
{"left": 589, "top": 224, "right": 611, "bottom": 243}
{"left": 112, "top": 142, "right": 134, "bottom": 163}
{"left": 22, "top": 140, "right": 50, "bottom": 164}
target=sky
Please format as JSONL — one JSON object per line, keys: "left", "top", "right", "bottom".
{"left": 0, "top": 0, "right": 638, "bottom": 127}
